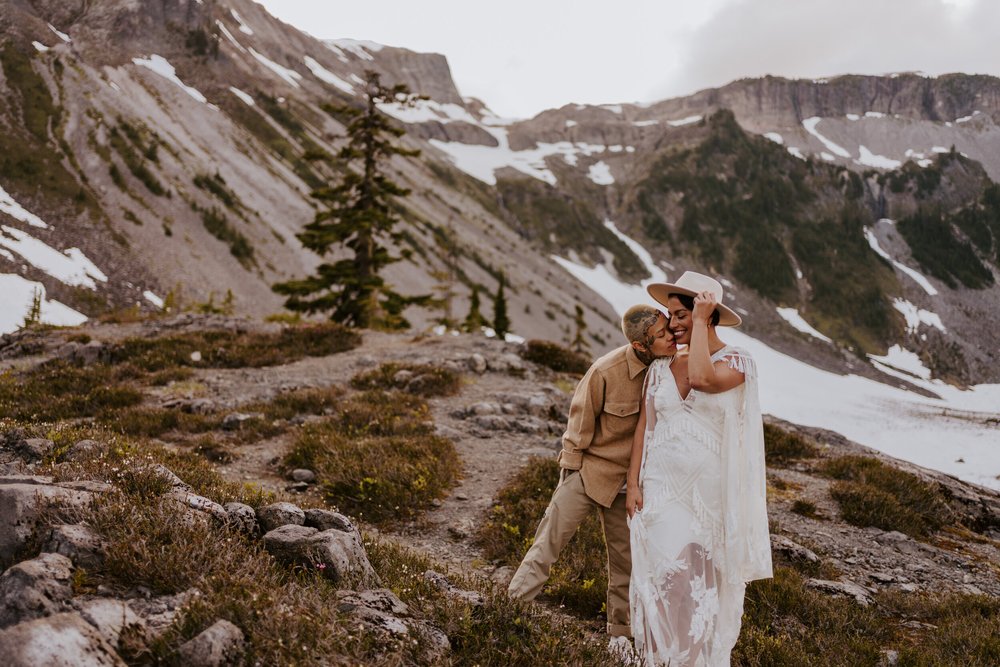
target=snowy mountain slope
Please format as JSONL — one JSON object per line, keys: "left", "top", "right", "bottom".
{"left": 0, "top": 0, "right": 626, "bottom": 348}
{"left": 554, "top": 222, "right": 1000, "bottom": 492}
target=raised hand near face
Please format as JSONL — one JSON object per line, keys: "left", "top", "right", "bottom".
{"left": 692, "top": 290, "right": 717, "bottom": 325}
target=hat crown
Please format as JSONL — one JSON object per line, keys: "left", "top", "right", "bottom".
{"left": 674, "top": 271, "right": 725, "bottom": 300}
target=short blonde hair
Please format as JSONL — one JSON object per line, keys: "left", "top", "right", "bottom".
{"left": 621, "top": 304, "right": 662, "bottom": 344}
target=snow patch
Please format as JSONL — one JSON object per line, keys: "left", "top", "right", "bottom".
{"left": 787, "top": 147, "right": 806, "bottom": 160}
{"left": 632, "top": 120, "right": 659, "bottom": 127}
{"left": 132, "top": 55, "right": 208, "bottom": 103}
{"left": 820, "top": 152, "right": 835, "bottom": 161}
{"left": 230, "top": 9, "right": 254, "bottom": 35}
{"left": 869, "top": 344, "right": 931, "bottom": 380}
{"left": 143, "top": 290, "right": 164, "bottom": 308}
{"left": 328, "top": 39, "right": 382, "bottom": 61}
{"left": 48, "top": 24, "right": 70, "bottom": 42}
{"left": 667, "top": 115, "right": 702, "bottom": 127}
{"left": 864, "top": 111, "right": 886, "bottom": 119}
{"left": 0, "top": 274, "right": 87, "bottom": 334}
{"left": 893, "top": 298, "right": 946, "bottom": 333}
{"left": 303, "top": 56, "right": 354, "bottom": 94}
{"left": 249, "top": 49, "right": 302, "bottom": 88}
{"left": 0, "top": 184, "right": 49, "bottom": 228}
{"left": 0, "top": 226, "right": 108, "bottom": 289}
{"left": 601, "top": 104, "right": 623, "bottom": 114}
{"left": 32, "top": 41, "right": 49, "bottom": 52}
{"left": 215, "top": 20, "right": 247, "bottom": 53}
{"left": 955, "top": 110, "right": 980, "bottom": 123}
{"left": 864, "top": 225, "right": 938, "bottom": 295}
{"left": 931, "top": 146, "right": 949, "bottom": 153}
{"left": 764, "top": 132, "right": 784, "bottom": 145}
{"left": 846, "top": 113, "right": 861, "bottom": 121}
{"left": 587, "top": 161, "right": 614, "bottom": 185}
{"left": 856, "top": 145, "right": 901, "bottom": 169}
{"left": 229, "top": 87, "right": 255, "bottom": 106}
{"left": 565, "top": 119, "right": 578, "bottom": 128}
{"left": 776, "top": 307, "right": 832, "bottom": 343}
{"left": 378, "top": 99, "right": 478, "bottom": 125}
{"left": 802, "top": 117, "right": 851, "bottom": 157}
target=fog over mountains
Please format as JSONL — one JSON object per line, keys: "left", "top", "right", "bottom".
{"left": 1, "top": 0, "right": 999, "bottom": 485}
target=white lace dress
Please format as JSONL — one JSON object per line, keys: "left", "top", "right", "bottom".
{"left": 629, "top": 347, "right": 772, "bottom": 667}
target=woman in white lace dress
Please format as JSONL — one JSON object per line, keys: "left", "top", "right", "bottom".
{"left": 626, "top": 272, "right": 772, "bottom": 666}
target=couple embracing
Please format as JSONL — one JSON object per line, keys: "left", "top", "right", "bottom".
{"left": 507, "top": 271, "right": 773, "bottom": 666}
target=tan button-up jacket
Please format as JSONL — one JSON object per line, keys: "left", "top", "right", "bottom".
{"left": 557, "top": 344, "right": 648, "bottom": 508}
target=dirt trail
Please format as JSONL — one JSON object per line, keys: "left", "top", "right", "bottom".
{"left": 184, "top": 329, "right": 568, "bottom": 580}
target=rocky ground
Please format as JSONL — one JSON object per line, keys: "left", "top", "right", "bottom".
{"left": 1, "top": 315, "right": 998, "bottom": 665}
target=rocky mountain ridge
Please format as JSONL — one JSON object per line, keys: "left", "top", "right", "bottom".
{"left": 1, "top": 0, "right": 999, "bottom": 385}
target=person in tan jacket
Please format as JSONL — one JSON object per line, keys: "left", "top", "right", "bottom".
{"left": 507, "top": 304, "right": 676, "bottom": 642}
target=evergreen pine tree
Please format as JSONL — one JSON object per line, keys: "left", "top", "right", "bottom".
{"left": 463, "top": 286, "right": 488, "bottom": 332}
{"left": 22, "top": 287, "right": 42, "bottom": 327}
{"left": 272, "top": 70, "right": 427, "bottom": 329}
{"left": 571, "top": 304, "right": 589, "bottom": 354}
{"left": 492, "top": 273, "right": 510, "bottom": 338}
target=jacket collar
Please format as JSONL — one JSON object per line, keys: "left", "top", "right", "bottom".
{"left": 625, "top": 344, "right": 647, "bottom": 379}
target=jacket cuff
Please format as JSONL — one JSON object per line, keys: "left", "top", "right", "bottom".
{"left": 558, "top": 450, "right": 583, "bottom": 470}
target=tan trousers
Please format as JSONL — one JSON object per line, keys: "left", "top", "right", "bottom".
{"left": 507, "top": 471, "right": 632, "bottom": 637}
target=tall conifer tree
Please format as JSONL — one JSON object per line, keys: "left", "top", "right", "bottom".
{"left": 273, "top": 71, "right": 426, "bottom": 329}
{"left": 571, "top": 304, "right": 589, "bottom": 354}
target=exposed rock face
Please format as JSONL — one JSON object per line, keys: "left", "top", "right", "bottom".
{"left": 0, "top": 552, "right": 75, "bottom": 628}
{"left": 257, "top": 502, "right": 306, "bottom": 532}
{"left": 262, "top": 524, "right": 380, "bottom": 588}
{"left": 0, "top": 612, "right": 127, "bottom": 667}
{"left": 175, "top": 619, "right": 246, "bottom": 667}
{"left": 45, "top": 524, "right": 107, "bottom": 570}
{"left": 0, "top": 479, "right": 94, "bottom": 566}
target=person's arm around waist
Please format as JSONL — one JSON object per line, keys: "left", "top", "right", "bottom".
{"left": 626, "top": 390, "right": 647, "bottom": 518}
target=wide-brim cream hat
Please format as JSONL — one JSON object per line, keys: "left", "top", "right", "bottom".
{"left": 646, "top": 271, "right": 742, "bottom": 327}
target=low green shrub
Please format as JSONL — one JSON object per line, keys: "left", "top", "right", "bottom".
{"left": 286, "top": 388, "right": 458, "bottom": 526}
{"left": 0, "top": 362, "right": 143, "bottom": 421}
{"left": 822, "top": 456, "right": 954, "bottom": 537}
{"left": 764, "top": 423, "right": 820, "bottom": 464}
{"left": 791, "top": 499, "right": 821, "bottom": 519}
{"left": 735, "top": 566, "right": 890, "bottom": 665}
{"left": 476, "top": 457, "right": 607, "bottom": 619}
{"left": 350, "top": 362, "right": 461, "bottom": 397}
{"left": 108, "top": 323, "right": 360, "bottom": 371}
{"left": 289, "top": 423, "right": 459, "bottom": 525}
{"left": 520, "top": 339, "right": 591, "bottom": 374}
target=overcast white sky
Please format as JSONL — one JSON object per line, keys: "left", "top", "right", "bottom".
{"left": 257, "top": 0, "right": 996, "bottom": 119}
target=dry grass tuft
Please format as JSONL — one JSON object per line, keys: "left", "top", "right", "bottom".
{"left": 764, "top": 423, "right": 820, "bottom": 464}
{"left": 520, "top": 339, "right": 591, "bottom": 374}
{"left": 822, "top": 456, "right": 954, "bottom": 537}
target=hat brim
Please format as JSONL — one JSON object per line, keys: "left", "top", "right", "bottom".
{"left": 646, "top": 283, "right": 742, "bottom": 327}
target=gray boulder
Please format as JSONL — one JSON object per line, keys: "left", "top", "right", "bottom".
{"left": 0, "top": 481, "right": 93, "bottom": 565}
{"left": 289, "top": 469, "right": 316, "bottom": 483}
{"left": 164, "top": 491, "right": 228, "bottom": 524}
{"left": 45, "top": 524, "right": 107, "bottom": 569}
{"left": 223, "top": 502, "right": 257, "bottom": 533}
{"left": 175, "top": 619, "right": 245, "bottom": 667}
{"left": 0, "top": 552, "right": 74, "bottom": 628}
{"left": 0, "top": 612, "right": 126, "bottom": 666}
{"left": 16, "top": 438, "right": 55, "bottom": 463}
{"left": 805, "top": 578, "right": 874, "bottom": 607}
{"left": 62, "top": 440, "right": 104, "bottom": 462}
{"left": 257, "top": 502, "right": 305, "bottom": 532}
{"left": 304, "top": 508, "right": 358, "bottom": 536}
{"left": 75, "top": 598, "right": 146, "bottom": 651}
{"left": 263, "top": 524, "right": 379, "bottom": 587}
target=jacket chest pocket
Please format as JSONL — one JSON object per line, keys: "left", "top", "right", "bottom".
{"left": 602, "top": 401, "right": 640, "bottom": 437}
